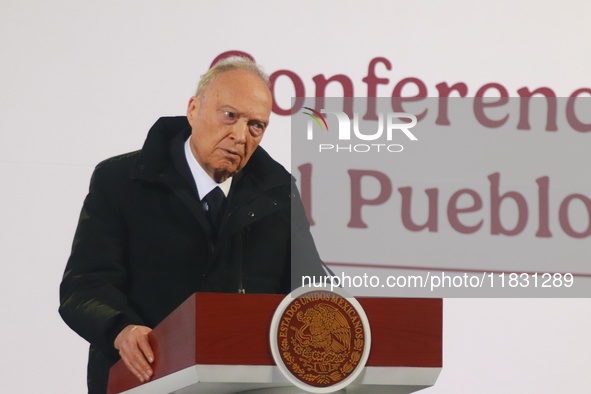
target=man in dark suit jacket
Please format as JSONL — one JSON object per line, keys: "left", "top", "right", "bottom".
{"left": 59, "top": 57, "right": 327, "bottom": 393}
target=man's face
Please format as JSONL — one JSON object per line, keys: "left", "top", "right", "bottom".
{"left": 187, "top": 69, "right": 272, "bottom": 183}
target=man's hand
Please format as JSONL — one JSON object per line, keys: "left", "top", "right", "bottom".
{"left": 114, "top": 325, "right": 154, "bottom": 383}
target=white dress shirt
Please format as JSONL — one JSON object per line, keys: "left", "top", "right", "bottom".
{"left": 184, "top": 138, "right": 232, "bottom": 199}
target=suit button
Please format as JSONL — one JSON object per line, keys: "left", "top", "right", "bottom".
{"left": 248, "top": 212, "right": 255, "bottom": 217}
{"left": 272, "top": 200, "right": 278, "bottom": 206}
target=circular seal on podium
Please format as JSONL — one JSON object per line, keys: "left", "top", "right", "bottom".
{"left": 269, "top": 287, "right": 372, "bottom": 393}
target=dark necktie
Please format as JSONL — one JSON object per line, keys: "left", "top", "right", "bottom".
{"left": 202, "top": 187, "right": 226, "bottom": 233}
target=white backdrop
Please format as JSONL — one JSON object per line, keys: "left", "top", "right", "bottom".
{"left": 1, "top": 1, "right": 590, "bottom": 392}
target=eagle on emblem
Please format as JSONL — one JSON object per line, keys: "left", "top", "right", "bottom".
{"left": 295, "top": 303, "right": 351, "bottom": 353}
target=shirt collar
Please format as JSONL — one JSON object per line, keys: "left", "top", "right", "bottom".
{"left": 184, "top": 137, "right": 232, "bottom": 199}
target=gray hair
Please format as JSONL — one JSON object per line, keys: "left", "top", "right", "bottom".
{"left": 195, "top": 56, "right": 270, "bottom": 97}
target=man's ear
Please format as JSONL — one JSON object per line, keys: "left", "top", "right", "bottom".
{"left": 187, "top": 96, "right": 199, "bottom": 120}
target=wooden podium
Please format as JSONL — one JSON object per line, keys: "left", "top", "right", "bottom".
{"left": 107, "top": 293, "right": 442, "bottom": 394}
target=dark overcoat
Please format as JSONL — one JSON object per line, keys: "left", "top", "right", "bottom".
{"left": 59, "top": 117, "right": 326, "bottom": 393}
